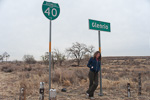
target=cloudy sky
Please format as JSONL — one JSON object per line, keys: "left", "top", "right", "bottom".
{"left": 0, "top": 0, "right": 150, "bottom": 61}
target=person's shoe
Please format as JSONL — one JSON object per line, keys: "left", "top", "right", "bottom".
{"left": 86, "top": 93, "right": 89, "bottom": 99}
{"left": 89, "top": 97, "right": 95, "bottom": 100}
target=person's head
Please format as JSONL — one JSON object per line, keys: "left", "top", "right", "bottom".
{"left": 93, "top": 51, "right": 101, "bottom": 61}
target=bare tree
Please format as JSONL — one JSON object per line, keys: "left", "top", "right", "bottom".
{"left": 53, "top": 49, "right": 65, "bottom": 66}
{"left": 23, "top": 55, "right": 36, "bottom": 64}
{"left": 0, "top": 55, "right": 3, "bottom": 62}
{"left": 66, "top": 42, "right": 88, "bottom": 66}
{"left": 0, "top": 52, "right": 10, "bottom": 62}
{"left": 41, "top": 52, "right": 49, "bottom": 65}
{"left": 83, "top": 45, "right": 95, "bottom": 59}
{"left": 51, "top": 53, "right": 57, "bottom": 69}
{"left": 3, "top": 52, "right": 10, "bottom": 62}
{"left": 41, "top": 52, "right": 58, "bottom": 69}
{"left": 87, "top": 45, "right": 95, "bottom": 56}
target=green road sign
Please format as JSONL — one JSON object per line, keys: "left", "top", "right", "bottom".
{"left": 89, "top": 19, "right": 111, "bottom": 32}
{"left": 42, "top": 1, "right": 60, "bottom": 20}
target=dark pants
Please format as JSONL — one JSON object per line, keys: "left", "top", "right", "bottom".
{"left": 86, "top": 71, "right": 98, "bottom": 97}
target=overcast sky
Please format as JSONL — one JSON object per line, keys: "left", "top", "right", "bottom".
{"left": 0, "top": 0, "right": 150, "bottom": 61}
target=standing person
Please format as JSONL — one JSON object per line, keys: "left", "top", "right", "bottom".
{"left": 86, "top": 51, "right": 101, "bottom": 99}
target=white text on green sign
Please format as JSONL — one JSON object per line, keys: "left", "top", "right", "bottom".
{"left": 42, "top": 1, "right": 60, "bottom": 20}
{"left": 89, "top": 19, "right": 111, "bottom": 32}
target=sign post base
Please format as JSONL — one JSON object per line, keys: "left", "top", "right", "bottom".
{"left": 98, "top": 93, "right": 103, "bottom": 96}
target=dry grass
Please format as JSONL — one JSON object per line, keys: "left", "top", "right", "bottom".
{"left": 0, "top": 57, "right": 150, "bottom": 100}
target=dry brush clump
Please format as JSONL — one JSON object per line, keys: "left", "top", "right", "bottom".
{"left": 1, "top": 65, "right": 13, "bottom": 73}
{"left": 51, "top": 67, "right": 88, "bottom": 86}
{"left": 101, "top": 77, "right": 138, "bottom": 94}
{"left": 103, "top": 73, "right": 119, "bottom": 81}
{"left": 18, "top": 72, "right": 42, "bottom": 96}
{"left": 0, "top": 63, "right": 16, "bottom": 73}
{"left": 143, "top": 80, "right": 150, "bottom": 92}
{"left": 0, "top": 63, "right": 35, "bottom": 73}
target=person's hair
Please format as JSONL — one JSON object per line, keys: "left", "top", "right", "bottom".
{"left": 93, "top": 51, "right": 101, "bottom": 61}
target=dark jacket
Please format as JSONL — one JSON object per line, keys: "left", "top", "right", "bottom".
{"left": 87, "top": 57, "right": 101, "bottom": 72}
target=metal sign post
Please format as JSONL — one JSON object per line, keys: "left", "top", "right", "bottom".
{"left": 98, "top": 31, "right": 103, "bottom": 96}
{"left": 49, "top": 20, "right": 52, "bottom": 99}
{"left": 89, "top": 19, "right": 111, "bottom": 96}
{"left": 42, "top": 1, "right": 60, "bottom": 100}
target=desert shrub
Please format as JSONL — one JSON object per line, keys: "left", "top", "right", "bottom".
{"left": 143, "top": 80, "right": 150, "bottom": 92}
{"left": 19, "top": 79, "right": 38, "bottom": 96}
{"left": 63, "top": 80, "right": 72, "bottom": 86}
{"left": 25, "top": 73, "right": 30, "bottom": 78}
{"left": 144, "top": 83, "right": 150, "bottom": 92}
{"left": 23, "top": 55, "right": 36, "bottom": 64}
{"left": 52, "top": 68, "right": 76, "bottom": 85}
{"left": 52, "top": 68, "right": 62, "bottom": 83}
{"left": 1, "top": 66, "right": 13, "bottom": 72}
{"left": 132, "top": 77, "right": 138, "bottom": 82}
{"left": 37, "top": 70, "right": 43, "bottom": 77}
{"left": 142, "top": 74, "right": 150, "bottom": 82}
{"left": 63, "top": 71, "right": 76, "bottom": 84}
{"left": 119, "top": 72, "right": 128, "bottom": 78}
{"left": 102, "top": 79, "right": 119, "bottom": 89}
{"left": 103, "top": 73, "right": 119, "bottom": 81}
{"left": 74, "top": 69, "right": 87, "bottom": 80}
{"left": 102, "top": 67, "right": 113, "bottom": 73}
{"left": 51, "top": 68, "right": 88, "bottom": 86}
{"left": 118, "top": 78, "right": 136, "bottom": 90}
{"left": 24, "top": 66, "right": 32, "bottom": 71}
{"left": 101, "top": 68, "right": 107, "bottom": 73}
